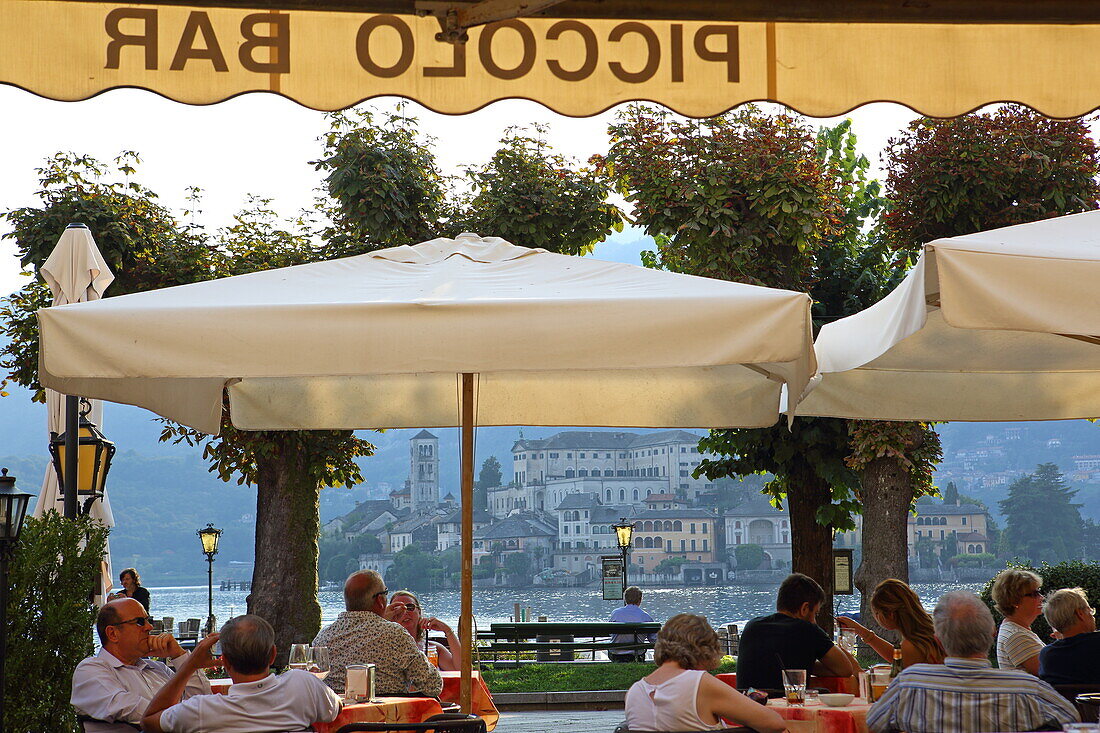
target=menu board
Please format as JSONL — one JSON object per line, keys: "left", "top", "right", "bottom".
{"left": 602, "top": 556, "right": 624, "bottom": 601}
{"left": 833, "top": 549, "right": 854, "bottom": 595}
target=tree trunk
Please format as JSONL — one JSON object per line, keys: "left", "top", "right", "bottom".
{"left": 788, "top": 463, "right": 835, "bottom": 634}
{"left": 854, "top": 452, "right": 913, "bottom": 645}
{"left": 248, "top": 434, "right": 323, "bottom": 668}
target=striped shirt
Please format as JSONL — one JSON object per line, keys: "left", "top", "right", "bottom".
{"left": 997, "top": 620, "right": 1044, "bottom": 671}
{"left": 866, "top": 657, "right": 1079, "bottom": 733}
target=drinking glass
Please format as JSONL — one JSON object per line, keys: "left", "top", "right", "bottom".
{"left": 309, "top": 646, "right": 331, "bottom": 680}
{"left": 869, "top": 668, "right": 892, "bottom": 702}
{"left": 288, "top": 643, "right": 311, "bottom": 671}
{"left": 782, "top": 668, "right": 806, "bottom": 706}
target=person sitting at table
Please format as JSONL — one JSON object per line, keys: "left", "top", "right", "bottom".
{"left": 1039, "top": 587, "right": 1100, "bottom": 684}
{"left": 71, "top": 598, "right": 211, "bottom": 732}
{"left": 837, "top": 578, "right": 945, "bottom": 668}
{"left": 866, "top": 591, "right": 1078, "bottom": 733}
{"left": 313, "top": 570, "right": 442, "bottom": 697}
{"left": 107, "top": 568, "right": 151, "bottom": 614}
{"left": 391, "top": 590, "right": 463, "bottom": 672}
{"left": 609, "top": 586, "right": 658, "bottom": 663}
{"left": 992, "top": 568, "right": 1046, "bottom": 675}
{"left": 736, "top": 573, "right": 857, "bottom": 691}
{"left": 625, "top": 613, "right": 785, "bottom": 733}
{"left": 142, "top": 614, "right": 342, "bottom": 732}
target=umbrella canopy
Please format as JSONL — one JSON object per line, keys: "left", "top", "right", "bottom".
{"left": 4, "top": 0, "right": 1100, "bottom": 117}
{"left": 796, "top": 211, "right": 1100, "bottom": 421}
{"left": 38, "top": 233, "right": 816, "bottom": 434}
{"left": 32, "top": 223, "right": 116, "bottom": 601}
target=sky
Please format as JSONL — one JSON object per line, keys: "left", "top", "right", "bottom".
{"left": 0, "top": 85, "right": 930, "bottom": 298}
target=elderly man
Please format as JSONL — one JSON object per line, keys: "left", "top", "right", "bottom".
{"left": 868, "top": 591, "right": 1078, "bottom": 733}
{"left": 142, "top": 614, "right": 341, "bottom": 732}
{"left": 1039, "top": 587, "right": 1100, "bottom": 684}
{"left": 608, "top": 586, "right": 657, "bottom": 662}
{"left": 71, "top": 599, "right": 211, "bottom": 732}
{"left": 313, "top": 570, "right": 442, "bottom": 697}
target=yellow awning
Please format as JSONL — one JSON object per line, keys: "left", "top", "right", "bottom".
{"left": 4, "top": 0, "right": 1100, "bottom": 117}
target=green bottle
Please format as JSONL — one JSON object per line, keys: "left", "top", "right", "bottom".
{"left": 889, "top": 646, "right": 903, "bottom": 678}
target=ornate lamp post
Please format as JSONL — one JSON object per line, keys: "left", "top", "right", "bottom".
{"left": 48, "top": 398, "right": 115, "bottom": 516}
{"left": 0, "top": 469, "right": 33, "bottom": 728}
{"left": 197, "top": 524, "right": 222, "bottom": 634}
{"left": 613, "top": 518, "right": 636, "bottom": 595}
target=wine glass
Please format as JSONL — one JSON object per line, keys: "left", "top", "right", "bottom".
{"left": 288, "top": 643, "right": 311, "bottom": 671}
{"left": 310, "top": 646, "right": 331, "bottom": 680}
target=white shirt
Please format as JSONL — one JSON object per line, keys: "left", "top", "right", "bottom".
{"left": 625, "top": 669, "right": 722, "bottom": 731}
{"left": 997, "top": 619, "right": 1044, "bottom": 671}
{"left": 71, "top": 648, "right": 211, "bottom": 733}
{"left": 159, "top": 669, "right": 342, "bottom": 733}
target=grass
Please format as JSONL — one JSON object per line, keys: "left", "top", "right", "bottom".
{"left": 480, "top": 657, "right": 737, "bottom": 692}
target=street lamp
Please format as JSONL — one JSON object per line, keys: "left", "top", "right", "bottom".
{"left": 0, "top": 469, "right": 32, "bottom": 728}
{"left": 48, "top": 398, "right": 115, "bottom": 516}
{"left": 613, "top": 518, "right": 635, "bottom": 594}
{"left": 197, "top": 523, "right": 222, "bottom": 634}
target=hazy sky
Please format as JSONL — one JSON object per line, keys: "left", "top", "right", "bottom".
{"left": 0, "top": 85, "right": 928, "bottom": 297}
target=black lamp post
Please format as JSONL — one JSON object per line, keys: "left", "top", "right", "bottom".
{"left": 0, "top": 469, "right": 33, "bottom": 729}
{"left": 612, "top": 518, "right": 636, "bottom": 595}
{"left": 48, "top": 398, "right": 115, "bottom": 517}
{"left": 198, "top": 524, "right": 222, "bottom": 634}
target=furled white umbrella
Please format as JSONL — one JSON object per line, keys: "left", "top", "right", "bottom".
{"left": 796, "top": 211, "right": 1100, "bottom": 421}
{"left": 32, "top": 223, "right": 116, "bottom": 602}
{"left": 37, "top": 233, "right": 816, "bottom": 709}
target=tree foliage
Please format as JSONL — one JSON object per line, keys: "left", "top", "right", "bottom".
{"left": 999, "top": 463, "right": 1083, "bottom": 564}
{"left": 4, "top": 510, "right": 109, "bottom": 733}
{"left": 846, "top": 420, "right": 942, "bottom": 502}
{"left": 734, "top": 543, "right": 766, "bottom": 571}
{"left": 882, "top": 106, "right": 1100, "bottom": 260}
{"left": 474, "top": 456, "right": 503, "bottom": 512}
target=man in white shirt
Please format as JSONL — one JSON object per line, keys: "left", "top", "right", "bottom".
{"left": 142, "top": 614, "right": 342, "bottom": 733}
{"left": 71, "top": 599, "right": 211, "bottom": 732}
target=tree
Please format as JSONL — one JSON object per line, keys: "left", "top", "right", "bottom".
{"left": 386, "top": 544, "right": 440, "bottom": 591}
{"left": 654, "top": 556, "right": 688, "bottom": 577}
{"left": 1000, "top": 463, "right": 1083, "bottom": 564}
{"left": 600, "top": 105, "right": 857, "bottom": 628}
{"left": 475, "top": 456, "right": 503, "bottom": 512}
{"left": 916, "top": 536, "right": 939, "bottom": 569}
{"left": 502, "top": 551, "right": 533, "bottom": 579}
{"left": 734, "top": 543, "right": 766, "bottom": 571}
{"left": 943, "top": 481, "right": 959, "bottom": 506}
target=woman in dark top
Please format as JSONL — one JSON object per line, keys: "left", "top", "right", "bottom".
{"left": 111, "top": 567, "right": 151, "bottom": 613}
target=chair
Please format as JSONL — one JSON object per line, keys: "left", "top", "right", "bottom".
{"left": 1074, "top": 692, "right": 1100, "bottom": 724}
{"left": 614, "top": 726, "right": 758, "bottom": 733}
{"left": 76, "top": 714, "right": 140, "bottom": 731}
{"left": 335, "top": 713, "right": 487, "bottom": 733}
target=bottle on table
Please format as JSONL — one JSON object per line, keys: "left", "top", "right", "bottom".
{"left": 889, "top": 646, "right": 903, "bottom": 679}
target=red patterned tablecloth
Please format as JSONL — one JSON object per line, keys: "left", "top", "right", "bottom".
{"left": 715, "top": 673, "right": 859, "bottom": 695}
{"left": 762, "top": 698, "right": 871, "bottom": 733}
{"left": 312, "top": 696, "right": 444, "bottom": 733}
{"left": 440, "top": 671, "right": 499, "bottom": 731}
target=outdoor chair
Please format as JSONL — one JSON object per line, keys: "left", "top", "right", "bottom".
{"left": 335, "top": 713, "right": 487, "bottom": 733}
{"left": 1074, "top": 692, "right": 1100, "bottom": 724}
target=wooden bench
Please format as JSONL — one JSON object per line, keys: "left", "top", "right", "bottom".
{"left": 476, "top": 622, "right": 661, "bottom": 665}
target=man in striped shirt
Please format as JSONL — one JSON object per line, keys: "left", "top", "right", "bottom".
{"left": 867, "top": 591, "right": 1077, "bottom": 733}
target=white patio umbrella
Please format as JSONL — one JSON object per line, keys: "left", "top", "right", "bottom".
{"left": 796, "top": 210, "right": 1100, "bottom": 421}
{"left": 37, "top": 233, "right": 817, "bottom": 709}
{"left": 32, "top": 223, "right": 116, "bottom": 603}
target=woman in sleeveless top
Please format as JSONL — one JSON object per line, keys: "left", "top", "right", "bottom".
{"left": 625, "top": 613, "right": 785, "bottom": 733}
{"left": 837, "top": 578, "right": 946, "bottom": 668}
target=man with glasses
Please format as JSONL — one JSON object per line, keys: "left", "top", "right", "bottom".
{"left": 313, "top": 570, "right": 442, "bottom": 697}
{"left": 71, "top": 599, "right": 212, "bottom": 731}
{"left": 1039, "top": 588, "right": 1100, "bottom": 684}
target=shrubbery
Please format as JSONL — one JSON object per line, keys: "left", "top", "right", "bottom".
{"left": 979, "top": 560, "right": 1100, "bottom": 642}
{"left": 4, "top": 510, "right": 109, "bottom": 733}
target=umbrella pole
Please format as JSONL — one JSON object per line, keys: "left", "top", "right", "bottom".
{"left": 63, "top": 395, "right": 79, "bottom": 519}
{"left": 460, "top": 373, "right": 475, "bottom": 714}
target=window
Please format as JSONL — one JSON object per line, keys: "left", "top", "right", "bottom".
{"left": 580, "top": 453, "right": 586, "bottom": 458}
{"left": 604, "top": 470, "right": 613, "bottom": 477}
{"left": 579, "top": 469, "right": 588, "bottom": 477}
{"left": 962, "top": 517, "right": 968, "bottom": 525}
{"left": 550, "top": 452, "right": 559, "bottom": 458}
{"left": 561, "top": 541, "right": 570, "bottom": 549}
{"left": 566, "top": 469, "right": 575, "bottom": 478}
{"left": 680, "top": 470, "right": 689, "bottom": 477}
{"left": 940, "top": 530, "right": 945, "bottom": 539}
{"left": 633, "top": 489, "right": 639, "bottom": 500}
{"left": 620, "top": 453, "right": 627, "bottom": 458}
{"left": 575, "top": 524, "right": 581, "bottom": 533}
{"left": 703, "top": 539, "right": 708, "bottom": 551}
{"left": 563, "top": 525, "right": 569, "bottom": 534}
{"left": 690, "top": 523, "right": 696, "bottom": 534}
{"left": 606, "top": 453, "right": 612, "bottom": 458}
{"left": 634, "top": 537, "right": 643, "bottom": 548}
{"left": 666, "top": 540, "right": 672, "bottom": 552}
{"left": 567, "top": 453, "right": 573, "bottom": 458}
{"left": 619, "top": 489, "right": 626, "bottom": 501}
{"left": 702, "top": 523, "right": 708, "bottom": 534}
{"left": 680, "top": 483, "right": 689, "bottom": 489}
{"left": 646, "top": 489, "right": 653, "bottom": 496}
{"left": 691, "top": 540, "right": 697, "bottom": 551}
{"left": 782, "top": 532, "right": 788, "bottom": 543}
{"left": 584, "top": 511, "right": 589, "bottom": 518}
{"left": 680, "top": 540, "right": 686, "bottom": 551}
{"left": 605, "top": 490, "right": 612, "bottom": 501}
{"left": 674, "top": 521, "right": 682, "bottom": 531}
{"left": 617, "top": 470, "right": 626, "bottom": 477}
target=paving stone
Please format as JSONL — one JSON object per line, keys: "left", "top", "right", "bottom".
{"left": 496, "top": 708, "right": 625, "bottom": 733}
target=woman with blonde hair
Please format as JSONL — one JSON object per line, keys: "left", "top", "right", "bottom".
{"left": 837, "top": 578, "right": 945, "bottom": 668}
{"left": 991, "top": 568, "right": 1045, "bottom": 674}
{"left": 625, "top": 613, "right": 784, "bottom": 733}
{"left": 390, "top": 590, "right": 463, "bottom": 672}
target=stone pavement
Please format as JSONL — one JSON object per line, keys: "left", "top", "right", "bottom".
{"left": 495, "top": 708, "right": 624, "bottom": 733}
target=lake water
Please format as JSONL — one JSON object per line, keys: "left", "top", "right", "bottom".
{"left": 144, "top": 582, "right": 985, "bottom": 631}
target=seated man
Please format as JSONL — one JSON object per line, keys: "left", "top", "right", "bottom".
{"left": 313, "top": 569, "right": 442, "bottom": 697}
{"left": 142, "top": 614, "right": 342, "bottom": 733}
{"left": 736, "top": 573, "right": 856, "bottom": 690}
{"left": 71, "top": 599, "right": 211, "bottom": 732}
{"left": 868, "top": 591, "right": 1078, "bottom": 733}
{"left": 608, "top": 586, "right": 657, "bottom": 663}
{"left": 1039, "top": 587, "right": 1100, "bottom": 684}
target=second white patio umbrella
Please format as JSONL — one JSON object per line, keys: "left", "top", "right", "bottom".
{"left": 796, "top": 211, "right": 1100, "bottom": 421}
{"left": 38, "top": 233, "right": 817, "bottom": 709}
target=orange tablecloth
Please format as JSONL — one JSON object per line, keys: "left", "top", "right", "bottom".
{"left": 440, "top": 671, "right": 499, "bottom": 731}
{"left": 715, "top": 673, "right": 859, "bottom": 695}
{"left": 312, "top": 696, "right": 445, "bottom": 733}
{"left": 762, "top": 698, "right": 871, "bottom": 733}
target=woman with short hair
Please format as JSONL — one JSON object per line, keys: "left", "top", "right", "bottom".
{"left": 625, "top": 613, "right": 784, "bottom": 733}
{"left": 837, "top": 578, "right": 945, "bottom": 668}
{"left": 991, "top": 568, "right": 1045, "bottom": 674}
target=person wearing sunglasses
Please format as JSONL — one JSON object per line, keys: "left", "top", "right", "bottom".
{"left": 71, "top": 598, "right": 212, "bottom": 732}
{"left": 312, "top": 570, "right": 442, "bottom": 698}
{"left": 391, "top": 590, "right": 463, "bottom": 672}
{"left": 992, "top": 568, "right": 1046, "bottom": 675}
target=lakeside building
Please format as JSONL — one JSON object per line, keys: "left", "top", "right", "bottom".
{"left": 723, "top": 496, "right": 792, "bottom": 569}
{"left": 908, "top": 503, "right": 991, "bottom": 557}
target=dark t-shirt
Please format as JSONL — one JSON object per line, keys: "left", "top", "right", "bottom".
{"left": 1039, "top": 631, "right": 1100, "bottom": 684}
{"left": 736, "top": 612, "right": 834, "bottom": 690}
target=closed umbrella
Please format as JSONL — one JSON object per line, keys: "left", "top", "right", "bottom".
{"left": 32, "top": 223, "right": 116, "bottom": 603}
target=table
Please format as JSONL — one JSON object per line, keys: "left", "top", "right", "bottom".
{"left": 440, "top": 671, "right": 499, "bottom": 731}
{"left": 312, "top": 696, "right": 444, "bottom": 733}
{"left": 761, "top": 698, "right": 871, "bottom": 733}
{"left": 715, "top": 673, "right": 859, "bottom": 695}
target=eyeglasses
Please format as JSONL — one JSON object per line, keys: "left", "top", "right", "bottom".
{"left": 1023, "top": 591, "right": 1044, "bottom": 598}
{"left": 374, "top": 588, "right": 389, "bottom": 598}
{"left": 113, "top": 616, "right": 154, "bottom": 628}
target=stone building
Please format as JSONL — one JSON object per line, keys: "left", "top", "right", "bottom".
{"left": 409, "top": 429, "right": 440, "bottom": 511}
{"left": 908, "top": 502, "right": 990, "bottom": 557}
{"left": 723, "top": 496, "right": 792, "bottom": 569}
